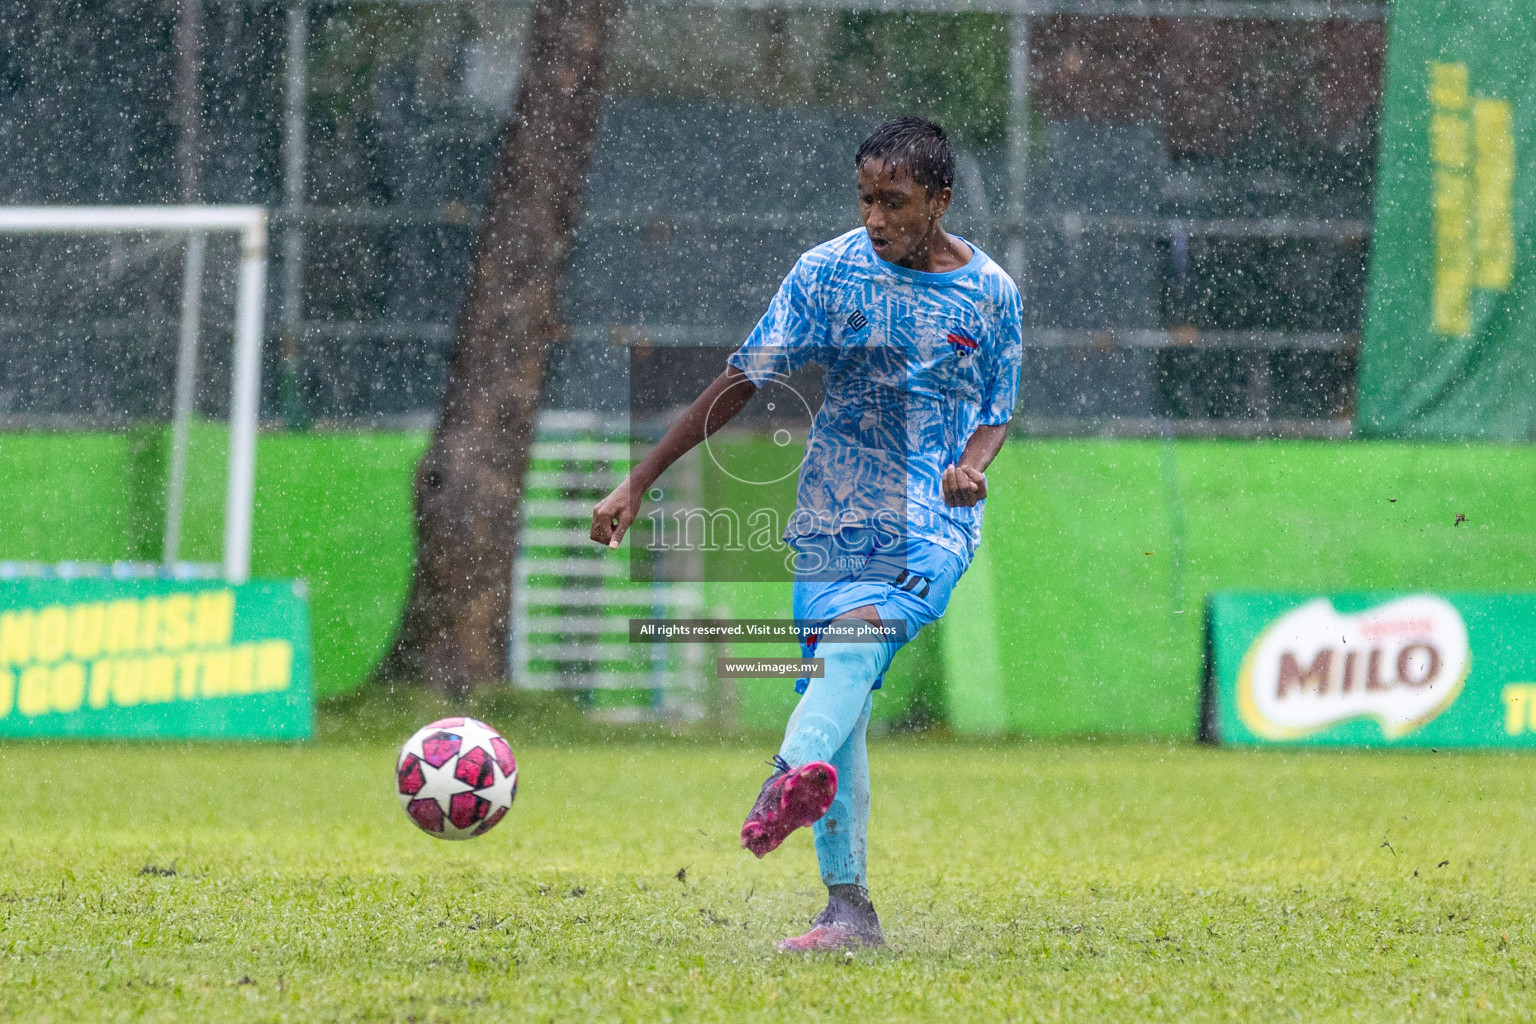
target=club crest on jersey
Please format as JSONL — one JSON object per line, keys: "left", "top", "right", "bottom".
{"left": 946, "top": 330, "right": 978, "bottom": 362}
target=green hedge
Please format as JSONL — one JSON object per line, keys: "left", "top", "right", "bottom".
{"left": 4, "top": 431, "right": 1533, "bottom": 732}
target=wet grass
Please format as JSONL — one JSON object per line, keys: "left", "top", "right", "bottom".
{"left": 1, "top": 732, "right": 1534, "bottom": 1021}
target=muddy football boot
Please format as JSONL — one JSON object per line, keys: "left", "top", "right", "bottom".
{"left": 778, "top": 887, "right": 885, "bottom": 952}
{"left": 739, "top": 755, "right": 838, "bottom": 858}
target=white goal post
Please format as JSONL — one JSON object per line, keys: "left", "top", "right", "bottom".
{"left": 0, "top": 206, "right": 268, "bottom": 583}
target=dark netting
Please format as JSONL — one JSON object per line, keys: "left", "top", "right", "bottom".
{"left": 0, "top": 232, "right": 240, "bottom": 424}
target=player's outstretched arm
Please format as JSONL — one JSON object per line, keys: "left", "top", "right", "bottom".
{"left": 941, "top": 423, "right": 1009, "bottom": 508}
{"left": 590, "top": 366, "right": 758, "bottom": 549}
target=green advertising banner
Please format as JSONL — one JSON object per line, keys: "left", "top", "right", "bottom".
{"left": 0, "top": 578, "right": 312, "bottom": 740}
{"left": 1357, "top": 1, "right": 1536, "bottom": 440}
{"left": 1204, "top": 592, "right": 1536, "bottom": 748}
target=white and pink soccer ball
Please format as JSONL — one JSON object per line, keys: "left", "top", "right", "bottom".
{"left": 396, "top": 717, "right": 518, "bottom": 839}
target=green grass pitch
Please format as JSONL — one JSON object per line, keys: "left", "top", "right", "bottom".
{"left": 2, "top": 736, "right": 1534, "bottom": 1021}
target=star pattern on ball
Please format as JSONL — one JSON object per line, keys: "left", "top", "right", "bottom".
{"left": 481, "top": 760, "right": 518, "bottom": 812}
{"left": 397, "top": 717, "right": 518, "bottom": 840}
{"left": 411, "top": 749, "right": 478, "bottom": 812}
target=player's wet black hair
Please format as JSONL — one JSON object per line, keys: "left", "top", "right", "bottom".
{"left": 855, "top": 117, "right": 955, "bottom": 196}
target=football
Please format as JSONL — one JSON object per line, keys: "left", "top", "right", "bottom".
{"left": 395, "top": 717, "right": 518, "bottom": 840}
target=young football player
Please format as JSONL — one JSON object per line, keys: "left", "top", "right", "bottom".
{"left": 592, "top": 116, "right": 1023, "bottom": 952}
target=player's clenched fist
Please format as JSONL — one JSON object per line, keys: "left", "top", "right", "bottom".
{"left": 941, "top": 463, "right": 987, "bottom": 508}
{"left": 590, "top": 482, "right": 641, "bottom": 549}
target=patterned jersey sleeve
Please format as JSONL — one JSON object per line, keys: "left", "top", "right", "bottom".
{"left": 727, "top": 254, "right": 831, "bottom": 385}
{"left": 979, "top": 282, "right": 1024, "bottom": 426}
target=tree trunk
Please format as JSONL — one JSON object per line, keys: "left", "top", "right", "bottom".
{"left": 373, "top": 0, "right": 624, "bottom": 696}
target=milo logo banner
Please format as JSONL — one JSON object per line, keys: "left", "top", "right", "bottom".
{"left": 1204, "top": 592, "right": 1536, "bottom": 748}
{"left": 0, "top": 578, "right": 312, "bottom": 740}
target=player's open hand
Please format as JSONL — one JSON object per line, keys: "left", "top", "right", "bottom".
{"left": 942, "top": 463, "right": 987, "bottom": 507}
{"left": 591, "top": 482, "right": 642, "bottom": 549}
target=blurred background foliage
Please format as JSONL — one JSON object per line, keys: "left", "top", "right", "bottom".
{"left": 821, "top": 12, "right": 1011, "bottom": 150}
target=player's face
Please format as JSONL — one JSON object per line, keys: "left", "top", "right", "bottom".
{"left": 857, "top": 160, "right": 952, "bottom": 266}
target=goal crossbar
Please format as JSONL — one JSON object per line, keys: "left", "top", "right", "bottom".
{"left": 0, "top": 206, "right": 269, "bottom": 583}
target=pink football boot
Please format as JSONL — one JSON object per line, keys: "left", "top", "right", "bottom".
{"left": 739, "top": 755, "right": 838, "bottom": 858}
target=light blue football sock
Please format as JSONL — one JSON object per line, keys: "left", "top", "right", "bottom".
{"left": 814, "top": 692, "right": 872, "bottom": 887}
{"left": 777, "top": 621, "right": 893, "bottom": 890}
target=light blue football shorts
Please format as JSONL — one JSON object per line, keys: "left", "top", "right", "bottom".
{"left": 789, "top": 527, "right": 971, "bottom": 694}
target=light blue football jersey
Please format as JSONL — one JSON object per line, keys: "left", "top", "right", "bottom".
{"left": 728, "top": 228, "right": 1023, "bottom": 559}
